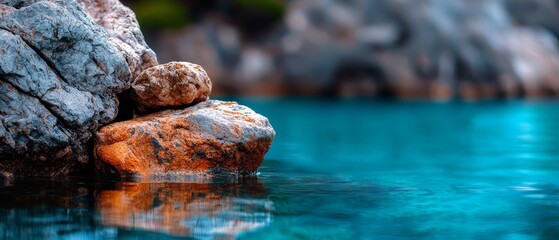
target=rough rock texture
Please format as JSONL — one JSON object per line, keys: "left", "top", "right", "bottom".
{"left": 94, "top": 100, "right": 275, "bottom": 179}
{"left": 0, "top": 0, "right": 133, "bottom": 175}
{"left": 77, "top": 0, "right": 158, "bottom": 79}
{"left": 0, "top": 4, "right": 14, "bottom": 17}
{"left": 132, "top": 62, "right": 212, "bottom": 113}
{"left": 0, "top": 0, "right": 130, "bottom": 94}
{"left": 1, "top": 0, "right": 158, "bottom": 80}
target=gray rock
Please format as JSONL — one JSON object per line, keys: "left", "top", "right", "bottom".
{"left": 0, "top": 80, "right": 88, "bottom": 176}
{"left": 77, "top": 0, "right": 158, "bottom": 79}
{"left": 0, "top": 0, "right": 134, "bottom": 176}
{"left": 0, "top": 0, "right": 130, "bottom": 94}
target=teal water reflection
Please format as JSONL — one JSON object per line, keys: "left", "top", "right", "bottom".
{"left": 1, "top": 99, "right": 559, "bottom": 239}
{"left": 239, "top": 98, "right": 559, "bottom": 239}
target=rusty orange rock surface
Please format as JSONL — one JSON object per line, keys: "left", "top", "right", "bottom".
{"left": 132, "top": 61, "right": 212, "bottom": 112}
{"left": 94, "top": 100, "right": 275, "bottom": 179}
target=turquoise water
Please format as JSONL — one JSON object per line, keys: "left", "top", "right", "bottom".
{"left": 2, "top": 99, "right": 559, "bottom": 239}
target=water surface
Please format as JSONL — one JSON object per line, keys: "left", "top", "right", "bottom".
{"left": 2, "top": 99, "right": 559, "bottom": 239}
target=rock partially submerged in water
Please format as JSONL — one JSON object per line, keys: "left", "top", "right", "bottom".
{"left": 0, "top": 0, "right": 157, "bottom": 176}
{"left": 0, "top": 0, "right": 274, "bottom": 178}
{"left": 94, "top": 100, "right": 275, "bottom": 179}
{"left": 132, "top": 62, "right": 212, "bottom": 114}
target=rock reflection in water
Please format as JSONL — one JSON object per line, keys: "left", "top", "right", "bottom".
{"left": 96, "top": 179, "right": 273, "bottom": 239}
{"left": 0, "top": 177, "right": 272, "bottom": 239}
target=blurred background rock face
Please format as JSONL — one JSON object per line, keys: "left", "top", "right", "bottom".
{"left": 122, "top": 0, "right": 559, "bottom": 99}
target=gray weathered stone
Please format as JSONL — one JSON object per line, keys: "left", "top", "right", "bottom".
{"left": 0, "top": 0, "right": 130, "bottom": 94}
{"left": 0, "top": 80, "right": 88, "bottom": 175}
{"left": 0, "top": 29, "right": 98, "bottom": 131}
{"left": 0, "top": 0, "right": 133, "bottom": 176}
{"left": 77, "top": 0, "right": 158, "bottom": 79}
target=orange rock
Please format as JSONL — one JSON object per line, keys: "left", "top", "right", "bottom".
{"left": 94, "top": 100, "right": 275, "bottom": 179}
{"left": 132, "top": 62, "right": 212, "bottom": 113}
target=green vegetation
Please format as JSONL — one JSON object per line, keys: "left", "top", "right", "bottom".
{"left": 236, "top": 0, "right": 286, "bottom": 20}
{"left": 134, "top": 0, "right": 189, "bottom": 31}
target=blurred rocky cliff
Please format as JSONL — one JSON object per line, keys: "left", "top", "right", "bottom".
{"left": 123, "top": 0, "right": 559, "bottom": 99}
